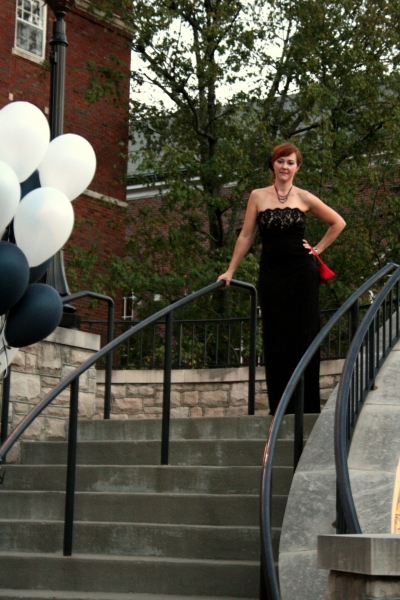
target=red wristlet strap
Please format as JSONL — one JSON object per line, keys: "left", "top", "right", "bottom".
{"left": 309, "top": 246, "right": 324, "bottom": 266}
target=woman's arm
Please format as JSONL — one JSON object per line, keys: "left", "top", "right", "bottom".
{"left": 301, "top": 191, "right": 346, "bottom": 254}
{"left": 217, "top": 192, "right": 259, "bottom": 286}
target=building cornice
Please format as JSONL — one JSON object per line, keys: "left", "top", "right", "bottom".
{"left": 126, "top": 179, "right": 237, "bottom": 202}
{"left": 74, "top": 0, "right": 133, "bottom": 35}
{"left": 83, "top": 189, "right": 128, "bottom": 208}
{"left": 126, "top": 182, "right": 164, "bottom": 201}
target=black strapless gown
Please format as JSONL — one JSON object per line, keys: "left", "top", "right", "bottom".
{"left": 257, "top": 207, "right": 320, "bottom": 415}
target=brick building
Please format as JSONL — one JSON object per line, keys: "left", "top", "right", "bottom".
{"left": 0, "top": 0, "right": 132, "bottom": 319}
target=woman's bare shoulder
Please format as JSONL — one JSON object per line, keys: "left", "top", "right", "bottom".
{"left": 296, "top": 187, "right": 321, "bottom": 207}
{"left": 251, "top": 186, "right": 270, "bottom": 195}
{"left": 250, "top": 186, "right": 273, "bottom": 202}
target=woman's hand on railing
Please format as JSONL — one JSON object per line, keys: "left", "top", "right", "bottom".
{"left": 217, "top": 272, "right": 233, "bottom": 288}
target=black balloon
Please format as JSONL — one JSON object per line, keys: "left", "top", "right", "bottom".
{"left": 20, "top": 170, "right": 41, "bottom": 200}
{"left": 0, "top": 241, "right": 30, "bottom": 315}
{"left": 5, "top": 283, "right": 63, "bottom": 348}
{"left": 29, "top": 258, "right": 52, "bottom": 284}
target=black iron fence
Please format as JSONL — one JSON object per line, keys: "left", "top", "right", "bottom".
{"left": 81, "top": 305, "right": 371, "bottom": 370}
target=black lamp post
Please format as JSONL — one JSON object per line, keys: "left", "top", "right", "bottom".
{"left": 45, "top": 0, "right": 75, "bottom": 312}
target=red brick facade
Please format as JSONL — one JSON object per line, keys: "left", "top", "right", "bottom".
{"left": 0, "top": 1, "right": 131, "bottom": 320}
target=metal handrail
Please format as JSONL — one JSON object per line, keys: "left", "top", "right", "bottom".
{"left": 0, "top": 291, "right": 114, "bottom": 460}
{"left": 260, "top": 263, "right": 398, "bottom": 600}
{"left": 334, "top": 265, "right": 400, "bottom": 534}
{"left": 0, "top": 279, "right": 257, "bottom": 556}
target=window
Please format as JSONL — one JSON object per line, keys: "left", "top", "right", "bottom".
{"left": 15, "top": 0, "right": 47, "bottom": 59}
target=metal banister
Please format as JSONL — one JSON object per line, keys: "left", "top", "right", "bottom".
{"left": 0, "top": 291, "right": 114, "bottom": 458}
{"left": 334, "top": 265, "right": 400, "bottom": 535}
{"left": 0, "top": 278, "right": 256, "bottom": 556}
{"left": 260, "top": 262, "right": 398, "bottom": 600}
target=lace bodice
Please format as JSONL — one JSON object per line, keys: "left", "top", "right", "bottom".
{"left": 257, "top": 207, "right": 307, "bottom": 230}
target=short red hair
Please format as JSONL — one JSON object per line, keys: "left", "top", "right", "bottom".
{"left": 271, "top": 143, "right": 302, "bottom": 168}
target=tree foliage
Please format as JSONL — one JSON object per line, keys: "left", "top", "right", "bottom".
{"left": 89, "top": 0, "right": 400, "bottom": 317}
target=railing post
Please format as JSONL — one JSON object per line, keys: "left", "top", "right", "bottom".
{"left": 0, "top": 371, "right": 11, "bottom": 462}
{"left": 293, "top": 374, "right": 304, "bottom": 470}
{"left": 350, "top": 300, "right": 360, "bottom": 339}
{"left": 368, "top": 320, "right": 375, "bottom": 387}
{"left": 161, "top": 312, "right": 173, "bottom": 465}
{"left": 248, "top": 290, "right": 257, "bottom": 415}
{"left": 63, "top": 377, "right": 79, "bottom": 556}
{"left": 103, "top": 301, "right": 115, "bottom": 419}
{"left": 259, "top": 558, "right": 269, "bottom": 599}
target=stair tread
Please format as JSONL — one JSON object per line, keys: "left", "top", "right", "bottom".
{"left": 0, "top": 412, "right": 314, "bottom": 598}
{"left": 22, "top": 438, "right": 298, "bottom": 443}
{"left": 0, "top": 591, "right": 257, "bottom": 600}
{"left": 0, "top": 550, "right": 260, "bottom": 565}
{"left": 0, "top": 490, "right": 260, "bottom": 497}
{"left": 0, "top": 518, "right": 261, "bottom": 530}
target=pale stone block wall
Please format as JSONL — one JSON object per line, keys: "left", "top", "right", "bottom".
{"left": 95, "top": 360, "right": 344, "bottom": 420}
{"left": 0, "top": 327, "right": 343, "bottom": 463}
{"left": 319, "top": 534, "right": 400, "bottom": 599}
{"left": 0, "top": 327, "right": 100, "bottom": 462}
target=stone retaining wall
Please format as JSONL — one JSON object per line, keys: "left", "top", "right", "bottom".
{"left": 95, "top": 360, "right": 344, "bottom": 420}
{"left": 0, "top": 327, "right": 100, "bottom": 462}
{"left": 0, "top": 326, "right": 344, "bottom": 461}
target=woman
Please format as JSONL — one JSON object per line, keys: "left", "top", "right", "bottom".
{"left": 217, "top": 143, "right": 346, "bottom": 414}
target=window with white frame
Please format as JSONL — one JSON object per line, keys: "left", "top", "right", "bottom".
{"left": 15, "top": 0, "right": 47, "bottom": 59}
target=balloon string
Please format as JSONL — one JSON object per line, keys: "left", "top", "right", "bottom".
{"left": 0, "top": 316, "right": 10, "bottom": 380}
{"left": 0, "top": 315, "right": 5, "bottom": 337}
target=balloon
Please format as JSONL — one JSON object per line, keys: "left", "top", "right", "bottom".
{"left": 20, "top": 169, "right": 41, "bottom": 199}
{"left": 0, "top": 102, "right": 50, "bottom": 182}
{"left": 29, "top": 258, "right": 52, "bottom": 284}
{"left": 13, "top": 187, "right": 74, "bottom": 267}
{"left": 0, "top": 161, "right": 21, "bottom": 232}
{"left": 0, "top": 241, "right": 30, "bottom": 315}
{"left": 39, "top": 134, "right": 96, "bottom": 200}
{"left": 5, "top": 283, "right": 63, "bottom": 348}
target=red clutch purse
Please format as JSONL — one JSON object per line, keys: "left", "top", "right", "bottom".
{"left": 310, "top": 247, "right": 336, "bottom": 284}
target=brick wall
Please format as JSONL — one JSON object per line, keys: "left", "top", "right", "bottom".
{"left": 0, "top": 1, "right": 131, "bottom": 320}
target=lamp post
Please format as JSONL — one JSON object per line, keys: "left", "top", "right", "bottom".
{"left": 45, "top": 0, "right": 75, "bottom": 313}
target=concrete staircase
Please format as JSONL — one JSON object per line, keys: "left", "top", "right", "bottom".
{"left": 0, "top": 414, "right": 317, "bottom": 599}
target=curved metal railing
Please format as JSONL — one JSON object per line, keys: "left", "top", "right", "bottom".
{"left": 0, "top": 291, "right": 114, "bottom": 453}
{"left": 0, "top": 279, "right": 257, "bottom": 556}
{"left": 335, "top": 265, "right": 400, "bottom": 534}
{"left": 260, "top": 263, "right": 398, "bottom": 600}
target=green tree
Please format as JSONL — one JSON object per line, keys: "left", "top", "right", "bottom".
{"left": 89, "top": 0, "right": 400, "bottom": 316}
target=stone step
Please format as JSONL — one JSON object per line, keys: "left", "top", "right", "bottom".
{"left": 0, "top": 490, "right": 287, "bottom": 527}
{"left": 0, "top": 552, "right": 260, "bottom": 598}
{"left": 1, "top": 465, "right": 293, "bottom": 495}
{"left": 20, "top": 439, "right": 295, "bottom": 467}
{"left": 77, "top": 415, "right": 318, "bottom": 442}
{"left": 0, "top": 520, "right": 277, "bottom": 561}
{"left": 0, "top": 592, "right": 257, "bottom": 600}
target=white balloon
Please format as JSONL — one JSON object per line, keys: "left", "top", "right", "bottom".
{"left": 0, "top": 102, "right": 50, "bottom": 183}
{"left": 14, "top": 187, "right": 74, "bottom": 267}
{"left": 39, "top": 133, "right": 96, "bottom": 200}
{"left": 0, "top": 161, "right": 21, "bottom": 231}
